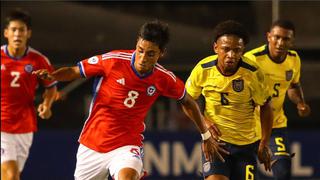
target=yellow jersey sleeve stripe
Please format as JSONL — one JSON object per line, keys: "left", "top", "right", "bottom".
{"left": 252, "top": 45, "right": 268, "bottom": 57}
{"left": 287, "top": 51, "right": 297, "bottom": 57}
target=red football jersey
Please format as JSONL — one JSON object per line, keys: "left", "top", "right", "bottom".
{"left": 78, "top": 50, "right": 186, "bottom": 153}
{"left": 1, "top": 45, "right": 57, "bottom": 133}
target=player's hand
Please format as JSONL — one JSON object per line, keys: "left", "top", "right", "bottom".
{"left": 54, "top": 91, "right": 67, "bottom": 101}
{"left": 204, "top": 117, "right": 221, "bottom": 140}
{"left": 202, "top": 136, "right": 229, "bottom": 163}
{"left": 38, "top": 103, "right": 52, "bottom": 119}
{"left": 297, "top": 102, "right": 311, "bottom": 117}
{"left": 32, "top": 69, "right": 55, "bottom": 81}
{"left": 257, "top": 142, "right": 272, "bottom": 171}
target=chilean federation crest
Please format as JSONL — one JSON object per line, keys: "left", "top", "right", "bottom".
{"left": 232, "top": 79, "right": 244, "bottom": 92}
{"left": 146, "top": 85, "right": 156, "bottom": 96}
{"left": 285, "top": 70, "right": 293, "bottom": 81}
{"left": 24, "top": 64, "right": 33, "bottom": 73}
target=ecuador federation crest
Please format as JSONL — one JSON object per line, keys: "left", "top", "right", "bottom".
{"left": 232, "top": 79, "right": 244, "bottom": 92}
{"left": 285, "top": 70, "right": 293, "bottom": 81}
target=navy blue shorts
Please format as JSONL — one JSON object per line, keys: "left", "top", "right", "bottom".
{"left": 269, "top": 127, "right": 292, "bottom": 161}
{"left": 201, "top": 141, "right": 259, "bottom": 180}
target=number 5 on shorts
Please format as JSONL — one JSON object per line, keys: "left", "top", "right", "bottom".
{"left": 275, "top": 137, "right": 286, "bottom": 152}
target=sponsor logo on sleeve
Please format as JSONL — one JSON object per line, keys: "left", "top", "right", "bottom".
{"left": 88, "top": 56, "right": 99, "bottom": 64}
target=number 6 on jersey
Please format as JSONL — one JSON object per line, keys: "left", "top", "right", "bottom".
{"left": 124, "top": 90, "right": 139, "bottom": 108}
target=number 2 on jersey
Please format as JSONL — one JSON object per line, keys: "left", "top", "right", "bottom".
{"left": 124, "top": 90, "right": 139, "bottom": 108}
{"left": 10, "top": 71, "right": 21, "bottom": 87}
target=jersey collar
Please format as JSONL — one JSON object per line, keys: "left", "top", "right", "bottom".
{"left": 266, "top": 44, "right": 287, "bottom": 64}
{"left": 5, "top": 45, "right": 29, "bottom": 61}
{"left": 216, "top": 58, "right": 242, "bottom": 77}
{"left": 130, "top": 51, "right": 154, "bottom": 79}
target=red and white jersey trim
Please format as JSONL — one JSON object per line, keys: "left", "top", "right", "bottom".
{"left": 102, "top": 52, "right": 132, "bottom": 61}
{"left": 28, "top": 47, "right": 52, "bottom": 65}
{"left": 155, "top": 64, "right": 177, "bottom": 82}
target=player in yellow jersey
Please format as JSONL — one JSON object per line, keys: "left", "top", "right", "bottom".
{"left": 185, "top": 20, "right": 273, "bottom": 180}
{"left": 245, "top": 20, "right": 311, "bottom": 180}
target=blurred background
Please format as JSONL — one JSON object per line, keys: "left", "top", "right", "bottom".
{"left": 1, "top": 1, "right": 319, "bottom": 180}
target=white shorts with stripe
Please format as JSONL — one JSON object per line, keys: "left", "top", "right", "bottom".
{"left": 1, "top": 132, "right": 33, "bottom": 172}
{"left": 74, "top": 144, "right": 143, "bottom": 180}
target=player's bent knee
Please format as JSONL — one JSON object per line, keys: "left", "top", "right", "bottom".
{"left": 272, "top": 158, "right": 291, "bottom": 180}
{"left": 205, "top": 174, "right": 229, "bottom": 180}
{"left": 4, "top": 172, "right": 20, "bottom": 180}
{"left": 118, "top": 167, "right": 139, "bottom": 180}
{"left": 1, "top": 161, "right": 20, "bottom": 180}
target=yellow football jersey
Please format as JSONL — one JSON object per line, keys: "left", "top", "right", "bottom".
{"left": 186, "top": 55, "right": 270, "bottom": 145}
{"left": 245, "top": 45, "right": 301, "bottom": 129}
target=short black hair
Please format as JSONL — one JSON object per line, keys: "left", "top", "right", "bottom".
{"left": 5, "top": 9, "right": 31, "bottom": 29}
{"left": 270, "top": 19, "right": 295, "bottom": 35}
{"left": 213, "top": 20, "right": 249, "bottom": 45}
{"left": 138, "top": 20, "right": 169, "bottom": 51}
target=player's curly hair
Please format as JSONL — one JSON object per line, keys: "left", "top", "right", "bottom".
{"left": 270, "top": 19, "right": 295, "bottom": 35}
{"left": 213, "top": 20, "right": 249, "bottom": 45}
{"left": 5, "top": 9, "right": 31, "bottom": 29}
{"left": 138, "top": 20, "right": 169, "bottom": 51}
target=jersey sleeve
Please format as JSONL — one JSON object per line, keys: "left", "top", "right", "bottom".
{"left": 250, "top": 68, "right": 271, "bottom": 106}
{"left": 244, "top": 52, "right": 257, "bottom": 62}
{"left": 77, "top": 55, "right": 105, "bottom": 78}
{"left": 185, "top": 64, "right": 203, "bottom": 99}
{"left": 162, "top": 74, "right": 186, "bottom": 101}
{"left": 38, "top": 56, "right": 58, "bottom": 88}
{"left": 292, "top": 53, "right": 301, "bottom": 84}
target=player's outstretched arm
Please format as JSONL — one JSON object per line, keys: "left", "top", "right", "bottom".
{"left": 258, "top": 100, "right": 273, "bottom": 171}
{"left": 33, "top": 66, "right": 81, "bottom": 82}
{"left": 288, "top": 82, "right": 311, "bottom": 117}
{"left": 180, "top": 93, "right": 229, "bottom": 162}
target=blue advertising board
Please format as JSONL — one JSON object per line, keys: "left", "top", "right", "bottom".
{"left": 22, "top": 130, "right": 319, "bottom": 180}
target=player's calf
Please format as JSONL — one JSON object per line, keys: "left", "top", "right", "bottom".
{"left": 272, "top": 158, "right": 291, "bottom": 180}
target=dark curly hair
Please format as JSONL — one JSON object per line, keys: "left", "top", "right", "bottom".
{"left": 270, "top": 19, "right": 295, "bottom": 35}
{"left": 213, "top": 20, "right": 249, "bottom": 45}
{"left": 5, "top": 9, "right": 31, "bottom": 29}
{"left": 138, "top": 20, "right": 169, "bottom": 51}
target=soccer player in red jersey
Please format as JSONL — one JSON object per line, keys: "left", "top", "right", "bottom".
{"left": 34, "top": 20, "right": 228, "bottom": 180}
{"left": 1, "top": 10, "right": 57, "bottom": 180}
